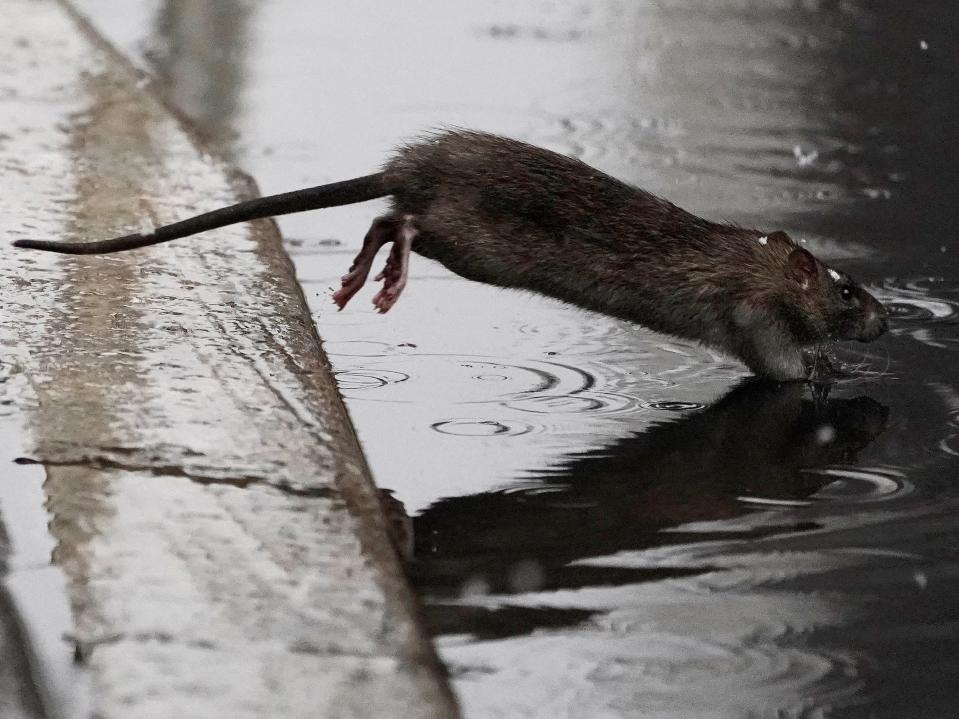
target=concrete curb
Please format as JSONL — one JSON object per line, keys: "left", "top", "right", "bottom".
{"left": 0, "top": 1, "right": 458, "bottom": 716}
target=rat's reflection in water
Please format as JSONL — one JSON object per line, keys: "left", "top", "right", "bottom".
{"left": 383, "top": 381, "right": 888, "bottom": 639}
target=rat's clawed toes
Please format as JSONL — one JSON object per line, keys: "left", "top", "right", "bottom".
{"left": 331, "top": 287, "right": 354, "bottom": 310}
{"left": 371, "top": 281, "right": 393, "bottom": 312}
{"left": 334, "top": 213, "right": 416, "bottom": 314}
{"left": 332, "top": 267, "right": 368, "bottom": 309}
{"left": 371, "top": 283, "right": 404, "bottom": 313}
{"left": 333, "top": 291, "right": 352, "bottom": 309}
{"left": 370, "top": 230, "right": 413, "bottom": 312}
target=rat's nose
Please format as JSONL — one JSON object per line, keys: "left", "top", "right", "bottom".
{"left": 856, "top": 295, "right": 888, "bottom": 342}
{"left": 876, "top": 301, "right": 889, "bottom": 336}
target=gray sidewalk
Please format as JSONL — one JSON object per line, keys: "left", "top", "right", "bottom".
{"left": 0, "top": 1, "right": 457, "bottom": 717}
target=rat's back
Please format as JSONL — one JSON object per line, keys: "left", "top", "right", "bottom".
{"left": 381, "top": 131, "right": 730, "bottom": 327}
{"left": 385, "top": 130, "right": 675, "bottom": 230}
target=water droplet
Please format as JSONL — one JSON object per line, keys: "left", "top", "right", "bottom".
{"left": 816, "top": 425, "right": 836, "bottom": 444}
{"left": 460, "top": 575, "right": 491, "bottom": 599}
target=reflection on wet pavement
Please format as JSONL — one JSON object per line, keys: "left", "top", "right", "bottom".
{"left": 72, "top": 0, "right": 959, "bottom": 716}
{"left": 415, "top": 382, "right": 889, "bottom": 595}
{"left": 408, "top": 381, "right": 898, "bottom": 715}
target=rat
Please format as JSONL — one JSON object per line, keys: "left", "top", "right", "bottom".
{"left": 13, "top": 129, "right": 888, "bottom": 380}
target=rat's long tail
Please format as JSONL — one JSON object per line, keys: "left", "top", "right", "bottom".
{"left": 13, "top": 173, "right": 389, "bottom": 254}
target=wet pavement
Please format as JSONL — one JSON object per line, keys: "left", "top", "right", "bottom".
{"left": 64, "top": 0, "right": 959, "bottom": 716}
{"left": 1, "top": 2, "right": 456, "bottom": 717}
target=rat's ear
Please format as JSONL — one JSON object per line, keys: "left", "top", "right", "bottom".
{"left": 767, "top": 230, "right": 792, "bottom": 243}
{"left": 786, "top": 248, "right": 818, "bottom": 289}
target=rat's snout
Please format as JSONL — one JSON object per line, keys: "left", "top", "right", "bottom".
{"left": 855, "top": 293, "right": 889, "bottom": 342}
{"left": 877, "top": 302, "right": 890, "bottom": 335}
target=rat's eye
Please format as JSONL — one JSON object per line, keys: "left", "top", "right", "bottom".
{"left": 840, "top": 287, "right": 854, "bottom": 302}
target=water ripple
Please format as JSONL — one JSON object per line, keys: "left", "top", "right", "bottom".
{"left": 333, "top": 354, "right": 595, "bottom": 404}
{"left": 874, "top": 278, "right": 959, "bottom": 322}
{"left": 504, "top": 390, "right": 640, "bottom": 417}
{"left": 642, "top": 400, "right": 706, "bottom": 411}
{"left": 802, "top": 466, "right": 912, "bottom": 504}
{"left": 431, "top": 419, "right": 536, "bottom": 438}
{"left": 333, "top": 368, "right": 409, "bottom": 391}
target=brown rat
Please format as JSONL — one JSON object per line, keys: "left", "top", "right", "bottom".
{"left": 13, "top": 129, "right": 888, "bottom": 380}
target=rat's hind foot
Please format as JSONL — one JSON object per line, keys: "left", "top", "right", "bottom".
{"left": 372, "top": 215, "right": 417, "bottom": 314}
{"left": 332, "top": 216, "right": 397, "bottom": 310}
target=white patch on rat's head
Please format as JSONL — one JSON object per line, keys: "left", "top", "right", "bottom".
{"left": 757, "top": 235, "right": 768, "bottom": 245}
{"left": 827, "top": 268, "right": 841, "bottom": 283}
{"left": 793, "top": 145, "right": 819, "bottom": 167}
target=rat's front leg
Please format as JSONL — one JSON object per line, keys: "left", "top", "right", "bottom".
{"left": 737, "top": 327, "right": 808, "bottom": 382}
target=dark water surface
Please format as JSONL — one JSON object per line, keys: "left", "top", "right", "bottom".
{"left": 77, "top": 1, "right": 959, "bottom": 716}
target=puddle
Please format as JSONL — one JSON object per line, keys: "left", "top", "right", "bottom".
{"left": 71, "top": 1, "right": 959, "bottom": 717}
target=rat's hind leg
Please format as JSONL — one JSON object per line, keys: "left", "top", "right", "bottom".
{"left": 333, "top": 215, "right": 398, "bottom": 310}
{"left": 372, "top": 215, "right": 417, "bottom": 313}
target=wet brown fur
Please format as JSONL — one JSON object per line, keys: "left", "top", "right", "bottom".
{"left": 381, "top": 131, "right": 887, "bottom": 380}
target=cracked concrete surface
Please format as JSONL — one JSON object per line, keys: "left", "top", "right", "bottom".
{"left": 0, "top": 1, "right": 457, "bottom": 717}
